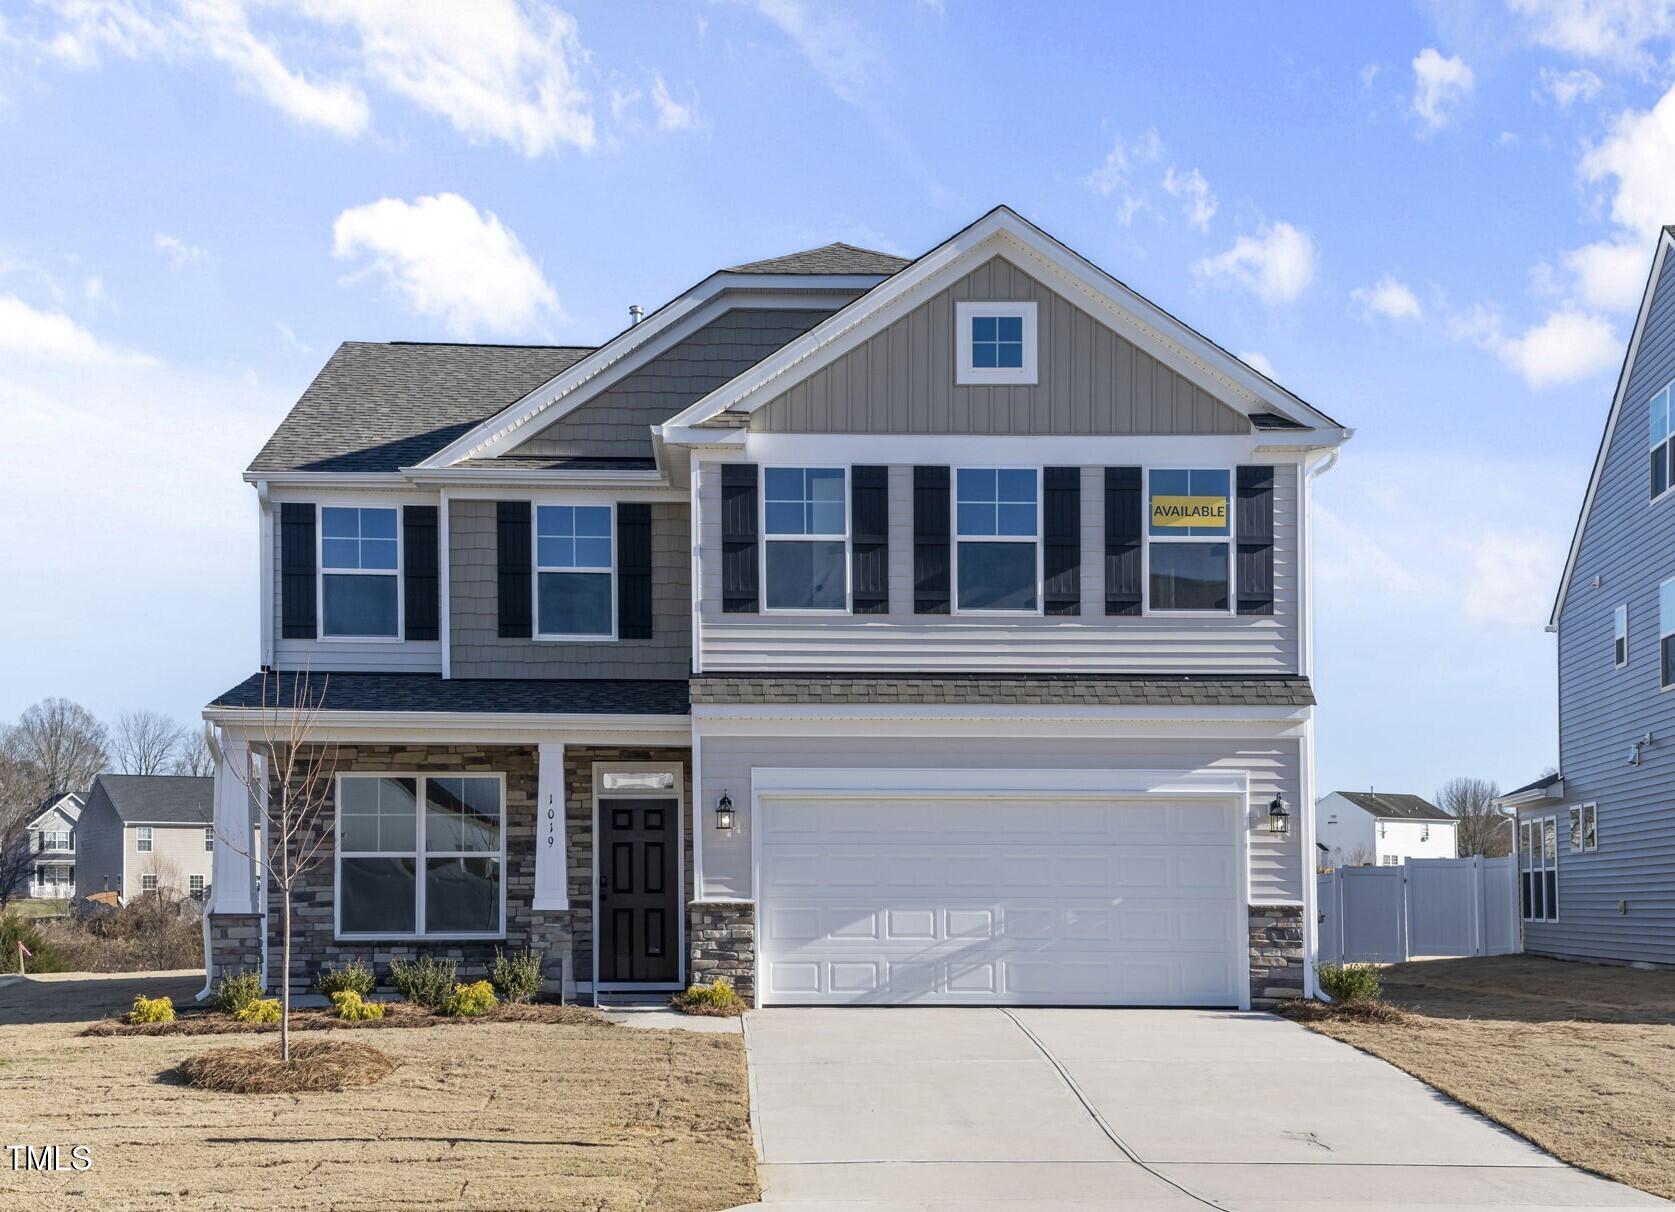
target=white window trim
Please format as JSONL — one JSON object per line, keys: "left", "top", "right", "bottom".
{"left": 1520, "top": 815, "right": 1559, "bottom": 923}
{"left": 1569, "top": 802, "right": 1599, "bottom": 853}
{"left": 533, "top": 500, "right": 618, "bottom": 642}
{"left": 760, "top": 465, "right": 852, "bottom": 615}
{"left": 955, "top": 300, "right": 1038, "bottom": 386}
{"left": 951, "top": 465, "right": 1043, "bottom": 616}
{"left": 188, "top": 874, "right": 205, "bottom": 901}
{"left": 1650, "top": 382, "right": 1674, "bottom": 506}
{"left": 136, "top": 826, "right": 153, "bottom": 853}
{"left": 317, "top": 502, "right": 405, "bottom": 643}
{"left": 1614, "top": 603, "right": 1629, "bottom": 669}
{"left": 333, "top": 772, "right": 509, "bottom": 942}
{"left": 1143, "top": 465, "right": 1237, "bottom": 618}
{"left": 140, "top": 873, "right": 158, "bottom": 894}
{"left": 204, "top": 826, "right": 215, "bottom": 852}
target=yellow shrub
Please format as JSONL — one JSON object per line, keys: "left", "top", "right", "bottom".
{"left": 672, "top": 977, "right": 746, "bottom": 1016}
{"left": 440, "top": 980, "right": 497, "bottom": 1017}
{"left": 330, "top": 990, "right": 385, "bottom": 1021}
{"left": 128, "top": 994, "right": 175, "bottom": 1024}
{"left": 233, "top": 997, "right": 282, "bottom": 1024}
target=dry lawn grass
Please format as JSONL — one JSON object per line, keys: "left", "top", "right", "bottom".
{"left": 176, "top": 1037, "right": 397, "bottom": 1093}
{"left": 1300, "top": 956, "right": 1675, "bottom": 1200}
{"left": 0, "top": 973, "right": 757, "bottom": 1211}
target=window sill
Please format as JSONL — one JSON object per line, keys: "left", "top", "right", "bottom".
{"left": 335, "top": 933, "right": 508, "bottom": 943}
{"left": 532, "top": 634, "right": 618, "bottom": 643}
{"left": 319, "top": 634, "right": 405, "bottom": 643}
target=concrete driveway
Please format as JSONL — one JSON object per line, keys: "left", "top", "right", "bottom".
{"left": 737, "top": 1008, "right": 1665, "bottom": 1211}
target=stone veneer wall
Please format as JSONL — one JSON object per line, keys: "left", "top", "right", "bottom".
{"left": 207, "top": 912, "right": 263, "bottom": 980}
{"left": 1249, "top": 904, "right": 1306, "bottom": 1009}
{"left": 688, "top": 902, "right": 755, "bottom": 1004}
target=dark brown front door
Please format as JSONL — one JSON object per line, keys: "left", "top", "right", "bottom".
{"left": 597, "top": 797, "right": 679, "bottom": 983}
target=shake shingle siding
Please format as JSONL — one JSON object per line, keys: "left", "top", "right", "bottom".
{"left": 1547, "top": 242, "right": 1675, "bottom": 965}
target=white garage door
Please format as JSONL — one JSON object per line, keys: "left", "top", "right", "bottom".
{"left": 757, "top": 794, "right": 1244, "bottom": 1007}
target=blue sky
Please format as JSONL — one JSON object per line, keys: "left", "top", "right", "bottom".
{"left": 2, "top": 0, "right": 1672, "bottom": 798}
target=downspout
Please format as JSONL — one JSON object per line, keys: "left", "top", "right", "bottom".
{"left": 1299, "top": 445, "right": 1340, "bottom": 1001}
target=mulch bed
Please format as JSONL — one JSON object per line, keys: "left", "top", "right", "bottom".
{"left": 85, "top": 1000, "right": 608, "bottom": 1037}
{"left": 175, "top": 1038, "right": 397, "bottom": 1093}
{"left": 1276, "top": 998, "right": 1412, "bottom": 1025}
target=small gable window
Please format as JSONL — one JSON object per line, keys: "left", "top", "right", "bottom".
{"left": 536, "top": 505, "right": 615, "bottom": 639}
{"left": 1652, "top": 383, "right": 1674, "bottom": 501}
{"left": 320, "top": 506, "right": 400, "bottom": 638}
{"left": 955, "top": 301, "right": 1037, "bottom": 385}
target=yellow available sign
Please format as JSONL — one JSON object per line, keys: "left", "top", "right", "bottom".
{"left": 1151, "top": 495, "right": 1228, "bottom": 528}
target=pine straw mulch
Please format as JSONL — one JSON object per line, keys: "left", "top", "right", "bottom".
{"left": 174, "top": 1038, "right": 398, "bottom": 1094}
{"left": 84, "top": 999, "right": 606, "bottom": 1037}
{"left": 1275, "top": 997, "right": 1412, "bottom": 1025}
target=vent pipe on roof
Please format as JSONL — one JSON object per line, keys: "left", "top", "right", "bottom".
{"left": 628, "top": 304, "right": 644, "bottom": 326}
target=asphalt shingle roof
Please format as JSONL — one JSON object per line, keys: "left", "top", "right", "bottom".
{"left": 1503, "top": 772, "right": 1562, "bottom": 797}
{"left": 724, "top": 242, "right": 912, "bottom": 276}
{"left": 691, "top": 674, "right": 1315, "bottom": 708}
{"left": 210, "top": 672, "right": 691, "bottom": 716}
{"left": 247, "top": 342, "right": 594, "bottom": 473}
{"left": 87, "top": 774, "right": 213, "bottom": 825}
{"left": 1331, "top": 791, "right": 1454, "bottom": 822}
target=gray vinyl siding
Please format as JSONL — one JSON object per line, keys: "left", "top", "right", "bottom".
{"left": 1545, "top": 242, "right": 1675, "bottom": 966}
{"left": 74, "top": 794, "right": 124, "bottom": 897}
{"left": 698, "top": 462, "right": 1299, "bottom": 674}
{"left": 696, "top": 732, "right": 1303, "bottom": 904}
{"left": 449, "top": 497, "right": 691, "bottom": 678}
{"left": 511, "top": 306, "right": 844, "bottom": 458}
{"left": 750, "top": 255, "right": 1250, "bottom": 436}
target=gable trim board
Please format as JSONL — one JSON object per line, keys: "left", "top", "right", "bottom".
{"left": 1550, "top": 228, "right": 1675, "bottom": 630}
{"left": 662, "top": 206, "right": 1347, "bottom": 444}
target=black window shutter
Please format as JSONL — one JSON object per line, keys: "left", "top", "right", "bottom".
{"left": 279, "top": 502, "right": 317, "bottom": 639}
{"left": 851, "top": 465, "right": 889, "bottom": 614}
{"left": 1236, "top": 465, "right": 1276, "bottom": 616}
{"left": 1104, "top": 467, "right": 1142, "bottom": 616}
{"left": 1043, "top": 467, "right": 1081, "bottom": 616}
{"left": 402, "top": 505, "right": 439, "bottom": 642}
{"left": 721, "top": 464, "right": 760, "bottom": 613}
{"left": 617, "top": 503, "right": 654, "bottom": 639}
{"left": 496, "top": 501, "right": 532, "bottom": 638}
{"left": 914, "top": 466, "right": 951, "bottom": 614}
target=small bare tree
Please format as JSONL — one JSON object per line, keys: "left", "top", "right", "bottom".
{"left": 113, "top": 709, "right": 187, "bottom": 775}
{"left": 1436, "top": 776, "right": 1511, "bottom": 857}
{"left": 215, "top": 672, "right": 338, "bottom": 1063}
{"left": 171, "top": 729, "right": 215, "bottom": 777}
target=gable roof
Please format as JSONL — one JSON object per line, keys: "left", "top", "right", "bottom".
{"left": 1549, "top": 228, "right": 1675, "bottom": 629}
{"left": 662, "top": 206, "right": 1348, "bottom": 440}
{"left": 25, "top": 791, "right": 84, "bottom": 829}
{"left": 1329, "top": 791, "right": 1454, "bottom": 822}
{"left": 248, "top": 342, "right": 593, "bottom": 474}
{"left": 725, "top": 242, "right": 911, "bottom": 276}
{"left": 86, "top": 773, "right": 213, "bottom": 825}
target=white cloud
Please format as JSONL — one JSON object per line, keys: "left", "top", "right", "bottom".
{"left": 0, "top": 294, "right": 152, "bottom": 365}
{"left": 1238, "top": 350, "right": 1277, "bottom": 379}
{"left": 1509, "top": 0, "right": 1675, "bottom": 66}
{"left": 1411, "top": 47, "right": 1474, "bottom": 135}
{"left": 1561, "top": 82, "right": 1675, "bottom": 308}
{"left": 753, "top": 0, "right": 882, "bottom": 107}
{"left": 1083, "top": 129, "right": 1159, "bottom": 190}
{"left": 153, "top": 231, "right": 207, "bottom": 270}
{"left": 1161, "top": 165, "right": 1216, "bottom": 230}
{"left": 1456, "top": 529, "right": 1565, "bottom": 627}
{"left": 332, "top": 193, "right": 559, "bottom": 338}
{"left": 276, "top": 321, "right": 310, "bottom": 355}
{"left": 183, "top": 0, "right": 370, "bottom": 137}
{"left": 649, "top": 73, "right": 698, "bottom": 131}
{"left": 1194, "top": 222, "right": 1318, "bottom": 304}
{"left": 1351, "top": 274, "right": 1424, "bottom": 322}
{"left": 1360, "top": 62, "right": 1381, "bottom": 89}
{"left": 1563, "top": 238, "right": 1653, "bottom": 309}
{"left": 1455, "top": 304, "right": 1619, "bottom": 387}
{"left": 1536, "top": 66, "right": 1603, "bottom": 106}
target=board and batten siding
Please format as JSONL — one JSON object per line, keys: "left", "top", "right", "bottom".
{"left": 448, "top": 497, "right": 691, "bottom": 678}
{"left": 698, "top": 462, "right": 1299, "bottom": 674}
{"left": 510, "top": 306, "right": 846, "bottom": 459}
{"left": 749, "top": 255, "right": 1250, "bottom": 436}
{"left": 696, "top": 733, "right": 1303, "bottom": 905}
{"left": 1546, "top": 242, "right": 1675, "bottom": 966}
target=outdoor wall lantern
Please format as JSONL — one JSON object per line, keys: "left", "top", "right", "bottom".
{"left": 1268, "top": 794, "right": 1290, "bottom": 836}
{"left": 716, "top": 791, "right": 736, "bottom": 832}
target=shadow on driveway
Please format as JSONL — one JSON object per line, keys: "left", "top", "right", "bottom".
{"left": 0, "top": 970, "right": 205, "bottom": 1026}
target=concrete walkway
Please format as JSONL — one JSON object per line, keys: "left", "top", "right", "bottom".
{"left": 735, "top": 1008, "right": 1665, "bottom": 1211}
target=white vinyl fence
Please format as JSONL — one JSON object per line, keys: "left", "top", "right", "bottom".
{"left": 1316, "top": 856, "right": 1518, "bottom": 965}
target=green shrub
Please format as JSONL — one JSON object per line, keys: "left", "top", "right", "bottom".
{"left": 330, "top": 990, "right": 385, "bottom": 1021}
{"left": 489, "top": 947, "right": 543, "bottom": 1004}
{"left": 0, "top": 913, "right": 67, "bottom": 974}
{"left": 233, "top": 997, "right": 282, "bottom": 1024}
{"left": 671, "top": 977, "right": 747, "bottom": 1016}
{"left": 389, "top": 955, "right": 457, "bottom": 1010}
{"left": 1316, "top": 962, "right": 1383, "bottom": 1004}
{"left": 129, "top": 994, "right": 175, "bottom": 1024}
{"left": 315, "top": 959, "right": 376, "bottom": 998}
{"left": 212, "top": 969, "right": 266, "bottom": 1015}
{"left": 440, "top": 980, "right": 497, "bottom": 1017}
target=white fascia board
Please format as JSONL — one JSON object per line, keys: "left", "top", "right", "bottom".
{"left": 1496, "top": 780, "right": 1565, "bottom": 809}
{"left": 707, "top": 432, "right": 1306, "bottom": 466}
{"left": 24, "top": 795, "right": 83, "bottom": 830}
{"left": 662, "top": 206, "right": 1348, "bottom": 441}
{"left": 243, "top": 470, "right": 411, "bottom": 489}
{"left": 205, "top": 707, "right": 692, "bottom": 745}
{"left": 1549, "top": 229, "right": 1674, "bottom": 631}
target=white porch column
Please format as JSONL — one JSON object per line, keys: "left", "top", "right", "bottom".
{"left": 532, "top": 742, "right": 569, "bottom": 911}
{"left": 210, "top": 733, "right": 259, "bottom": 915}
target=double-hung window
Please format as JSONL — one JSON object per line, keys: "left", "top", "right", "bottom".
{"left": 337, "top": 774, "right": 505, "bottom": 938}
{"left": 955, "top": 468, "right": 1039, "bottom": 612}
{"left": 763, "top": 468, "right": 847, "bottom": 611}
{"left": 1614, "top": 604, "right": 1629, "bottom": 669}
{"left": 204, "top": 827, "right": 215, "bottom": 852}
{"left": 536, "top": 505, "right": 614, "bottom": 638}
{"left": 1661, "top": 578, "right": 1675, "bottom": 689}
{"left": 320, "top": 506, "right": 400, "bottom": 638}
{"left": 189, "top": 874, "right": 205, "bottom": 901}
{"left": 1568, "top": 803, "right": 1599, "bottom": 853}
{"left": 136, "top": 826, "right": 152, "bottom": 853}
{"left": 141, "top": 873, "right": 158, "bottom": 894}
{"left": 1651, "top": 383, "right": 1674, "bottom": 501}
{"left": 1520, "top": 816, "right": 1558, "bottom": 921}
{"left": 1148, "top": 469, "right": 1232, "bottom": 612}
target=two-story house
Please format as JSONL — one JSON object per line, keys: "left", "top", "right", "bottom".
{"left": 76, "top": 774, "right": 215, "bottom": 903}
{"left": 1314, "top": 791, "right": 1458, "bottom": 868}
{"left": 1509, "top": 225, "right": 1675, "bottom": 968}
{"left": 203, "top": 207, "right": 1350, "bottom": 1008}
{"left": 13, "top": 791, "right": 83, "bottom": 899}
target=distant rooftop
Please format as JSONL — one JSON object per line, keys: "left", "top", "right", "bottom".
{"left": 725, "top": 242, "right": 912, "bottom": 276}
{"left": 1330, "top": 790, "right": 1455, "bottom": 822}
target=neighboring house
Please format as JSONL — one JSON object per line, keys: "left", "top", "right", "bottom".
{"left": 204, "top": 206, "right": 1351, "bottom": 1010}
{"left": 10, "top": 792, "right": 84, "bottom": 899}
{"left": 1315, "top": 791, "right": 1458, "bottom": 867}
{"left": 1509, "top": 225, "right": 1675, "bottom": 968}
{"left": 77, "top": 774, "right": 215, "bottom": 904}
